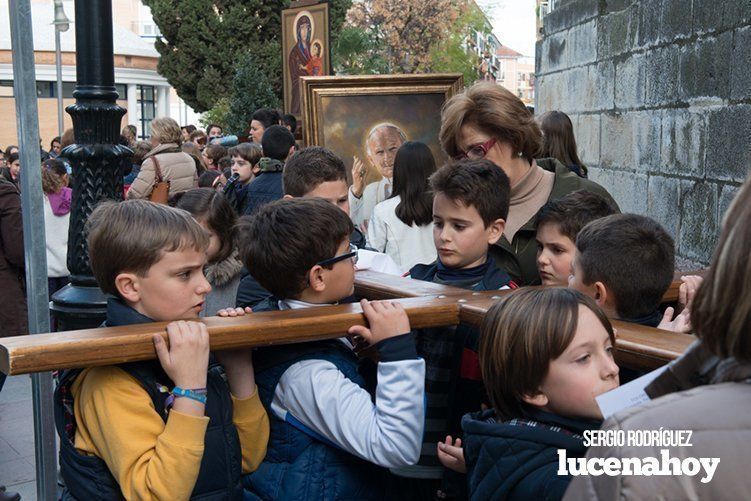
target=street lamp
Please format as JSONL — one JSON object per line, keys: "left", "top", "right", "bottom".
{"left": 52, "top": 0, "right": 70, "bottom": 138}
{"left": 50, "top": 0, "right": 130, "bottom": 330}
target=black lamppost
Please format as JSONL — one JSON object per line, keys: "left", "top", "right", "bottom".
{"left": 50, "top": 0, "right": 132, "bottom": 330}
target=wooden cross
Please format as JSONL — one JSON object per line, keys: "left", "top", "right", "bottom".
{"left": 0, "top": 270, "right": 695, "bottom": 376}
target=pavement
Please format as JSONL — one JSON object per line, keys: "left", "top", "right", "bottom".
{"left": 0, "top": 375, "right": 45, "bottom": 500}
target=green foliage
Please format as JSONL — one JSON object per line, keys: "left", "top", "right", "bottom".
{"left": 428, "top": 3, "right": 489, "bottom": 86}
{"left": 333, "top": 26, "right": 389, "bottom": 74}
{"left": 144, "top": 0, "right": 351, "bottom": 113}
{"left": 225, "top": 49, "right": 282, "bottom": 134}
{"left": 200, "top": 97, "right": 231, "bottom": 131}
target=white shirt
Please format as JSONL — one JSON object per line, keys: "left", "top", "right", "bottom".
{"left": 368, "top": 196, "right": 437, "bottom": 273}
{"left": 349, "top": 178, "right": 392, "bottom": 230}
{"left": 43, "top": 195, "right": 70, "bottom": 278}
{"left": 269, "top": 299, "right": 426, "bottom": 468}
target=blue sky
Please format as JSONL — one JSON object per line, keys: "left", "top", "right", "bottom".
{"left": 477, "top": 0, "right": 537, "bottom": 57}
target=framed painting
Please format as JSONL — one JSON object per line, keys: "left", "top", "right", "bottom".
{"left": 281, "top": 1, "right": 331, "bottom": 118}
{"left": 300, "top": 74, "right": 464, "bottom": 186}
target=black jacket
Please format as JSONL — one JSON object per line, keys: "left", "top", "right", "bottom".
{"left": 463, "top": 408, "right": 600, "bottom": 501}
{"left": 55, "top": 299, "right": 244, "bottom": 500}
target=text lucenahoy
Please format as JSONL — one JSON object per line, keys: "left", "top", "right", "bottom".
{"left": 557, "top": 449, "right": 720, "bottom": 483}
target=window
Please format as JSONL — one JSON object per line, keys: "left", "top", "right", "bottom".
{"left": 138, "top": 85, "right": 156, "bottom": 140}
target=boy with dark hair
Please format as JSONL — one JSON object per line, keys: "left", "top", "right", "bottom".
{"left": 54, "top": 200, "right": 269, "bottom": 500}
{"left": 402, "top": 159, "right": 516, "bottom": 494}
{"left": 243, "top": 125, "right": 295, "bottom": 215}
{"left": 235, "top": 198, "right": 425, "bottom": 500}
{"left": 282, "top": 114, "right": 297, "bottom": 134}
{"left": 569, "top": 213, "right": 675, "bottom": 327}
{"left": 224, "top": 143, "right": 263, "bottom": 214}
{"left": 203, "top": 143, "right": 227, "bottom": 171}
{"left": 534, "top": 190, "right": 617, "bottom": 286}
{"left": 282, "top": 146, "right": 367, "bottom": 248}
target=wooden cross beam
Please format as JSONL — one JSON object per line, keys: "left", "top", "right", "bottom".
{"left": 0, "top": 271, "right": 695, "bottom": 376}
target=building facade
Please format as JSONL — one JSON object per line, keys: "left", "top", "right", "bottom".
{"left": 495, "top": 45, "right": 535, "bottom": 106}
{"left": 0, "top": 0, "right": 197, "bottom": 149}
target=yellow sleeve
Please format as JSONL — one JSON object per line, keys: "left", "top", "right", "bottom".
{"left": 231, "top": 387, "right": 270, "bottom": 473}
{"left": 72, "top": 366, "right": 209, "bottom": 501}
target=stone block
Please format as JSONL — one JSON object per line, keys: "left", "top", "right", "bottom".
{"left": 599, "top": 169, "right": 650, "bottom": 214}
{"left": 540, "top": 31, "right": 568, "bottom": 73}
{"left": 600, "top": 111, "right": 660, "bottom": 172}
{"left": 535, "top": 39, "right": 543, "bottom": 74}
{"left": 679, "top": 180, "right": 719, "bottom": 263}
{"left": 590, "top": 61, "right": 616, "bottom": 110}
{"left": 543, "top": 0, "right": 600, "bottom": 35}
{"left": 638, "top": 0, "right": 663, "bottom": 48}
{"left": 615, "top": 52, "right": 647, "bottom": 109}
{"left": 658, "top": 0, "right": 693, "bottom": 42}
{"left": 564, "top": 65, "right": 590, "bottom": 112}
{"left": 731, "top": 26, "right": 751, "bottom": 101}
{"left": 597, "top": 6, "right": 638, "bottom": 58}
{"left": 725, "top": 0, "right": 751, "bottom": 30}
{"left": 679, "top": 32, "right": 732, "bottom": 101}
{"left": 659, "top": 109, "right": 706, "bottom": 177}
{"left": 644, "top": 44, "right": 681, "bottom": 106}
{"left": 692, "top": 0, "right": 727, "bottom": 34}
{"left": 600, "top": 112, "right": 633, "bottom": 169}
{"left": 576, "top": 114, "right": 602, "bottom": 166}
{"left": 569, "top": 20, "right": 598, "bottom": 67}
{"left": 705, "top": 105, "right": 751, "bottom": 183}
{"left": 647, "top": 175, "right": 681, "bottom": 240}
{"left": 632, "top": 110, "right": 662, "bottom": 172}
{"left": 603, "top": 0, "right": 636, "bottom": 14}
{"left": 536, "top": 71, "right": 568, "bottom": 113}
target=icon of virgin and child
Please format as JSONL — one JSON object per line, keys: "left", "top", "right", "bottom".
{"left": 288, "top": 12, "right": 325, "bottom": 115}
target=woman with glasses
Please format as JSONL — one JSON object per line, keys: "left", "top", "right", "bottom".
{"left": 439, "top": 81, "right": 617, "bottom": 286}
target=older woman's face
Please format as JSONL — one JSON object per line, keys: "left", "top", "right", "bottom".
{"left": 457, "top": 124, "right": 507, "bottom": 170}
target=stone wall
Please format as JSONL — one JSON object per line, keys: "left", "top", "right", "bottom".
{"left": 536, "top": 0, "right": 750, "bottom": 264}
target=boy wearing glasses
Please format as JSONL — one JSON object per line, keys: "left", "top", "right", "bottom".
{"left": 235, "top": 198, "right": 426, "bottom": 500}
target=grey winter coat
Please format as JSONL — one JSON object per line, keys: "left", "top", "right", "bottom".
{"left": 201, "top": 250, "right": 243, "bottom": 317}
{"left": 564, "top": 341, "right": 751, "bottom": 500}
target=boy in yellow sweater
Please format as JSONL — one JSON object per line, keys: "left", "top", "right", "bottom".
{"left": 54, "top": 199, "right": 269, "bottom": 500}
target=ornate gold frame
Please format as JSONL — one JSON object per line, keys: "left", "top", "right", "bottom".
{"left": 300, "top": 74, "right": 464, "bottom": 147}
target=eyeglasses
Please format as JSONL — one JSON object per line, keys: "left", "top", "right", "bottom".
{"left": 317, "top": 243, "right": 358, "bottom": 267}
{"left": 453, "top": 138, "right": 497, "bottom": 161}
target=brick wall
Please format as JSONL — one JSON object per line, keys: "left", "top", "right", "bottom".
{"left": 536, "top": 0, "right": 750, "bottom": 264}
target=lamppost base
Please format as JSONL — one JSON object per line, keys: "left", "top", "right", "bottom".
{"left": 50, "top": 282, "right": 107, "bottom": 331}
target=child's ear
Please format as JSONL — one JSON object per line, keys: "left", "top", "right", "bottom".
{"left": 115, "top": 272, "right": 141, "bottom": 303}
{"left": 521, "top": 390, "right": 548, "bottom": 409}
{"left": 594, "top": 281, "right": 608, "bottom": 306}
{"left": 307, "top": 265, "right": 326, "bottom": 293}
{"left": 486, "top": 218, "right": 506, "bottom": 245}
{"left": 282, "top": 194, "right": 294, "bottom": 200}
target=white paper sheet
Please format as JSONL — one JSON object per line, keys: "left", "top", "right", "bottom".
{"left": 596, "top": 365, "right": 668, "bottom": 419}
{"left": 354, "top": 249, "right": 402, "bottom": 276}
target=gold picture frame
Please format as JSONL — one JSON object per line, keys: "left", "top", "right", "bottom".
{"left": 281, "top": 1, "right": 331, "bottom": 119}
{"left": 301, "top": 74, "right": 464, "bottom": 184}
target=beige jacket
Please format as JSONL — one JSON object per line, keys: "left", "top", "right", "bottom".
{"left": 564, "top": 341, "right": 751, "bottom": 500}
{"left": 126, "top": 143, "right": 198, "bottom": 199}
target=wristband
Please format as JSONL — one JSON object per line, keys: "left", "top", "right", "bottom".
{"left": 172, "top": 387, "right": 208, "bottom": 405}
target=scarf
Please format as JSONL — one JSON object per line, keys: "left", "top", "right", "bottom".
{"left": 48, "top": 187, "right": 72, "bottom": 216}
{"left": 258, "top": 157, "right": 284, "bottom": 173}
{"left": 434, "top": 257, "right": 491, "bottom": 288}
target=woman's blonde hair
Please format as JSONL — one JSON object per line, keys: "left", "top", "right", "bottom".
{"left": 479, "top": 288, "right": 614, "bottom": 420}
{"left": 439, "top": 81, "right": 541, "bottom": 163}
{"left": 692, "top": 172, "right": 751, "bottom": 361}
{"left": 150, "top": 117, "right": 183, "bottom": 145}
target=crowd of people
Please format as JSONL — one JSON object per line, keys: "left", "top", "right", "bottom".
{"left": 0, "top": 80, "right": 747, "bottom": 500}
